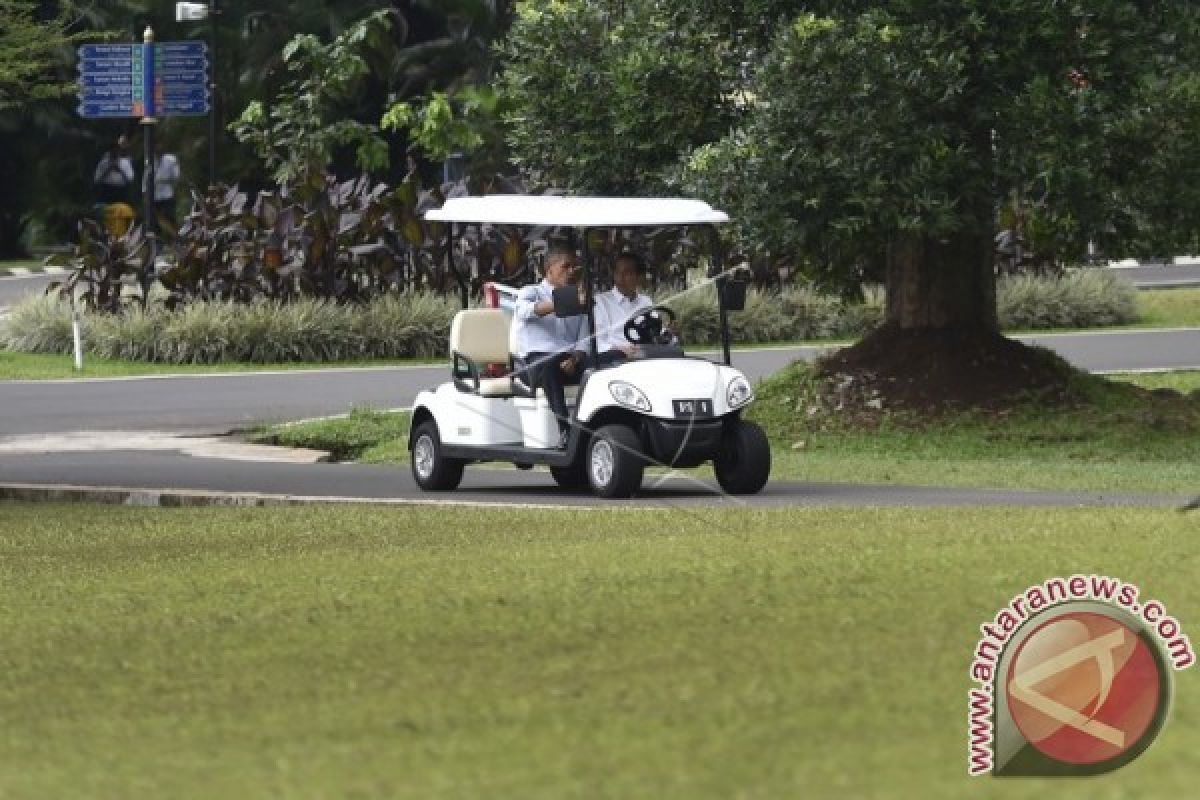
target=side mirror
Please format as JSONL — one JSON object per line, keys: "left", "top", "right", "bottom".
{"left": 720, "top": 278, "right": 747, "bottom": 312}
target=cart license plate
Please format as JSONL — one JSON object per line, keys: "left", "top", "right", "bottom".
{"left": 672, "top": 398, "right": 713, "bottom": 418}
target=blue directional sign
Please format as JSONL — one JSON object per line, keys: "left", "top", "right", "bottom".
{"left": 78, "top": 100, "right": 137, "bottom": 118}
{"left": 157, "top": 41, "right": 207, "bottom": 57}
{"left": 78, "top": 44, "right": 137, "bottom": 60}
{"left": 77, "top": 40, "right": 209, "bottom": 119}
{"left": 152, "top": 40, "right": 209, "bottom": 117}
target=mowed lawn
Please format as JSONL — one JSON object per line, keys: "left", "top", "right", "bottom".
{"left": 2, "top": 503, "right": 1197, "bottom": 799}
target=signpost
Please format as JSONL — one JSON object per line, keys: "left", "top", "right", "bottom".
{"left": 77, "top": 30, "right": 212, "bottom": 300}
{"left": 77, "top": 38, "right": 210, "bottom": 120}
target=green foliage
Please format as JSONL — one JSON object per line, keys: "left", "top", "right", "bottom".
{"left": 382, "top": 85, "right": 507, "bottom": 172}
{"left": 160, "top": 175, "right": 456, "bottom": 305}
{"left": 6, "top": 270, "right": 1139, "bottom": 366}
{"left": 253, "top": 408, "right": 410, "bottom": 461}
{"left": 663, "top": 284, "right": 883, "bottom": 345}
{"left": 680, "top": 3, "right": 1200, "bottom": 289}
{"left": 48, "top": 218, "right": 152, "bottom": 311}
{"left": 0, "top": 0, "right": 92, "bottom": 108}
{"left": 499, "top": 0, "right": 738, "bottom": 193}
{"left": 229, "top": 11, "right": 395, "bottom": 195}
{"left": 998, "top": 269, "right": 1137, "bottom": 330}
{"left": 1, "top": 293, "right": 459, "bottom": 364}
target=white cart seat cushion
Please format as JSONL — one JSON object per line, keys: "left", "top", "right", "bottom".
{"left": 450, "top": 309, "right": 512, "bottom": 365}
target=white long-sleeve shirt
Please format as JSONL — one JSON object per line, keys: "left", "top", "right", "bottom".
{"left": 142, "top": 153, "right": 180, "bottom": 201}
{"left": 593, "top": 287, "right": 653, "bottom": 352}
{"left": 514, "top": 280, "right": 590, "bottom": 357}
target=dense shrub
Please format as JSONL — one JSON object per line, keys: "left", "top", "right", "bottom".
{"left": 998, "top": 269, "right": 1137, "bottom": 330}
{"left": 1, "top": 270, "right": 1138, "bottom": 363}
{"left": 1, "top": 294, "right": 458, "bottom": 364}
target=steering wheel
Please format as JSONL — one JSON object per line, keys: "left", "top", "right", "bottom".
{"left": 623, "top": 305, "right": 677, "bottom": 346}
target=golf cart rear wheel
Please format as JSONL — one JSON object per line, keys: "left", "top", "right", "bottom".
{"left": 550, "top": 461, "right": 588, "bottom": 489}
{"left": 587, "top": 424, "right": 645, "bottom": 498}
{"left": 410, "top": 420, "right": 464, "bottom": 491}
{"left": 713, "top": 419, "right": 771, "bottom": 495}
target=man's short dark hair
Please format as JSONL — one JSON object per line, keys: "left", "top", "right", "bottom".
{"left": 614, "top": 251, "right": 646, "bottom": 275}
{"left": 545, "top": 243, "right": 575, "bottom": 270}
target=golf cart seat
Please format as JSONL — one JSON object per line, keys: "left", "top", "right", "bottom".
{"left": 450, "top": 309, "right": 517, "bottom": 397}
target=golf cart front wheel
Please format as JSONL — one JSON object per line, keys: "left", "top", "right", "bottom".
{"left": 410, "top": 420, "right": 464, "bottom": 491}
{"left": 713, "top": 419, "right": 771, "bottom": 495}
{"left": 587, "top": 424, "right": 645, "bottom": 499}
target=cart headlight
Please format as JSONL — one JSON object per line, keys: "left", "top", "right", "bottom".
{"left": 609, "top": 381, "right": 651, "bottom": 412}
{"left": 727, "top": 376, "right": 754, "bottom": 409}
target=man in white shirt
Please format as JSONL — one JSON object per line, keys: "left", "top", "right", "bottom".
{"left": 144, "top": 147, "right": 181, "bottom": 229}
{"left": 592, "top": 252, "right": 654, "bottom": 366}
{"left": 514, "top": 245, "right": 590, "bottom": 446}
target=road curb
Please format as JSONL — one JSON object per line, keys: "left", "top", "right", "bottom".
{"left": 0, "top": 482, "right": 609, "bottom": 511}
{"left": 0, "top": 266, "right": 68, "bottom": 278}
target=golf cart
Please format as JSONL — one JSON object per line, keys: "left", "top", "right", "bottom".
{"left": 408, "top": 195, "right": 770, "bottom": 498}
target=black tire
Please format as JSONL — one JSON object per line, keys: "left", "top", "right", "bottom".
{"left": 550, "top": 460, "right": 588, "bottom": 489}
{"left": 410, "top": 420, "right": 464, "bottom": 491}
{"left": 713, "top": 419, "right": 771, "bottom": 495}
{"left": 586, "top": 424, "right": 645, "bottom": 498}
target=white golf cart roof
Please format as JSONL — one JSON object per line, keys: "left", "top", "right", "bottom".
{"left": 425, "top": 195, "right": 729, "bottom": 227}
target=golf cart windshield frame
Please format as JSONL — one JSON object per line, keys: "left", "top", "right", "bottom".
{"left": 428, "top": 195, "right": 737, "bottom": 366}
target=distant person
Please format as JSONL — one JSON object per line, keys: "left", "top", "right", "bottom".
{"left": 145, "top": 146, "right": 181, "bottom": 230}
{"left": 93, "top": 135, "right": 134, "bottom": 204}
{"left": 592, "top": 252, "right": 656, "bottom": 366}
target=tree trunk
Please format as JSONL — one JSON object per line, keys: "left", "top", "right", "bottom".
{"left": 885, "top": 230, "right": 997, "bottom": 331}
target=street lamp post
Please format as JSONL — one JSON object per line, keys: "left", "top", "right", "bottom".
{"left": 176, "top": 1, "right": 217, "bottom": 187}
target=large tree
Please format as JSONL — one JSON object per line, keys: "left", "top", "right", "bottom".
{"left": 681, "top": 3, "right": 1200, "bottom": 333}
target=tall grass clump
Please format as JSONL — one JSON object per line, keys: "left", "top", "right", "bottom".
{"left": 0, "top": 295, "right": 74, "bottom": 354}
{"left": 353, "top": 293, "right": 459, "bottom": 358}
{"left": 998, "top": 269, "right": 1137, "bottom": 329}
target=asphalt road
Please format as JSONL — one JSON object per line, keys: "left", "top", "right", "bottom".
{"left": 1111, "top": 263, "right": 1200, "bottom": 288}
{"left": 1, "top": 328, "right": 1198, "bottom": 436}
{"left": 0, "top": 272, "right": 55, "bottom": 310}
{"left": 0, "top": 450, "right": 1186, "bottom": 509}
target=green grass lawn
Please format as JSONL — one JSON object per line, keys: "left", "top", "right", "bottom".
{"left": 0, "top": 258, "right": 45, "bottom": 272}
{"left": 1135, "top": 287, "right": 1200, "bottom": 328}
{"left": 1, "top": 503, "right": 1196, "bottom": 799}
{"left": 749, "top": 364, "right": 1200, "bottom": 495}
{"left": 253, "top": 370, "right": 1200, "bottom": 495}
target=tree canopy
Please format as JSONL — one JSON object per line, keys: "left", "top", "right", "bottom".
{"left": 0, "top": 0, "right": 87, "bottom": 109}
{"left": 501, "top": 1, "right": 1200, "bottom": 330}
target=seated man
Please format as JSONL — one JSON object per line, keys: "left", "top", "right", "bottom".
{"left": 514, "top": 245, "right": 590, "bottom": 448}
{"left": 592, "top": 252, "right": 654, "bottom": 366}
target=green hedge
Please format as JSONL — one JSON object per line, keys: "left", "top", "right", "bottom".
{"left": 1, "top": 270, "right": 1137, "bottom": 364}
{"left": 1, "top": 294, "right": 459, "bottom": 364}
